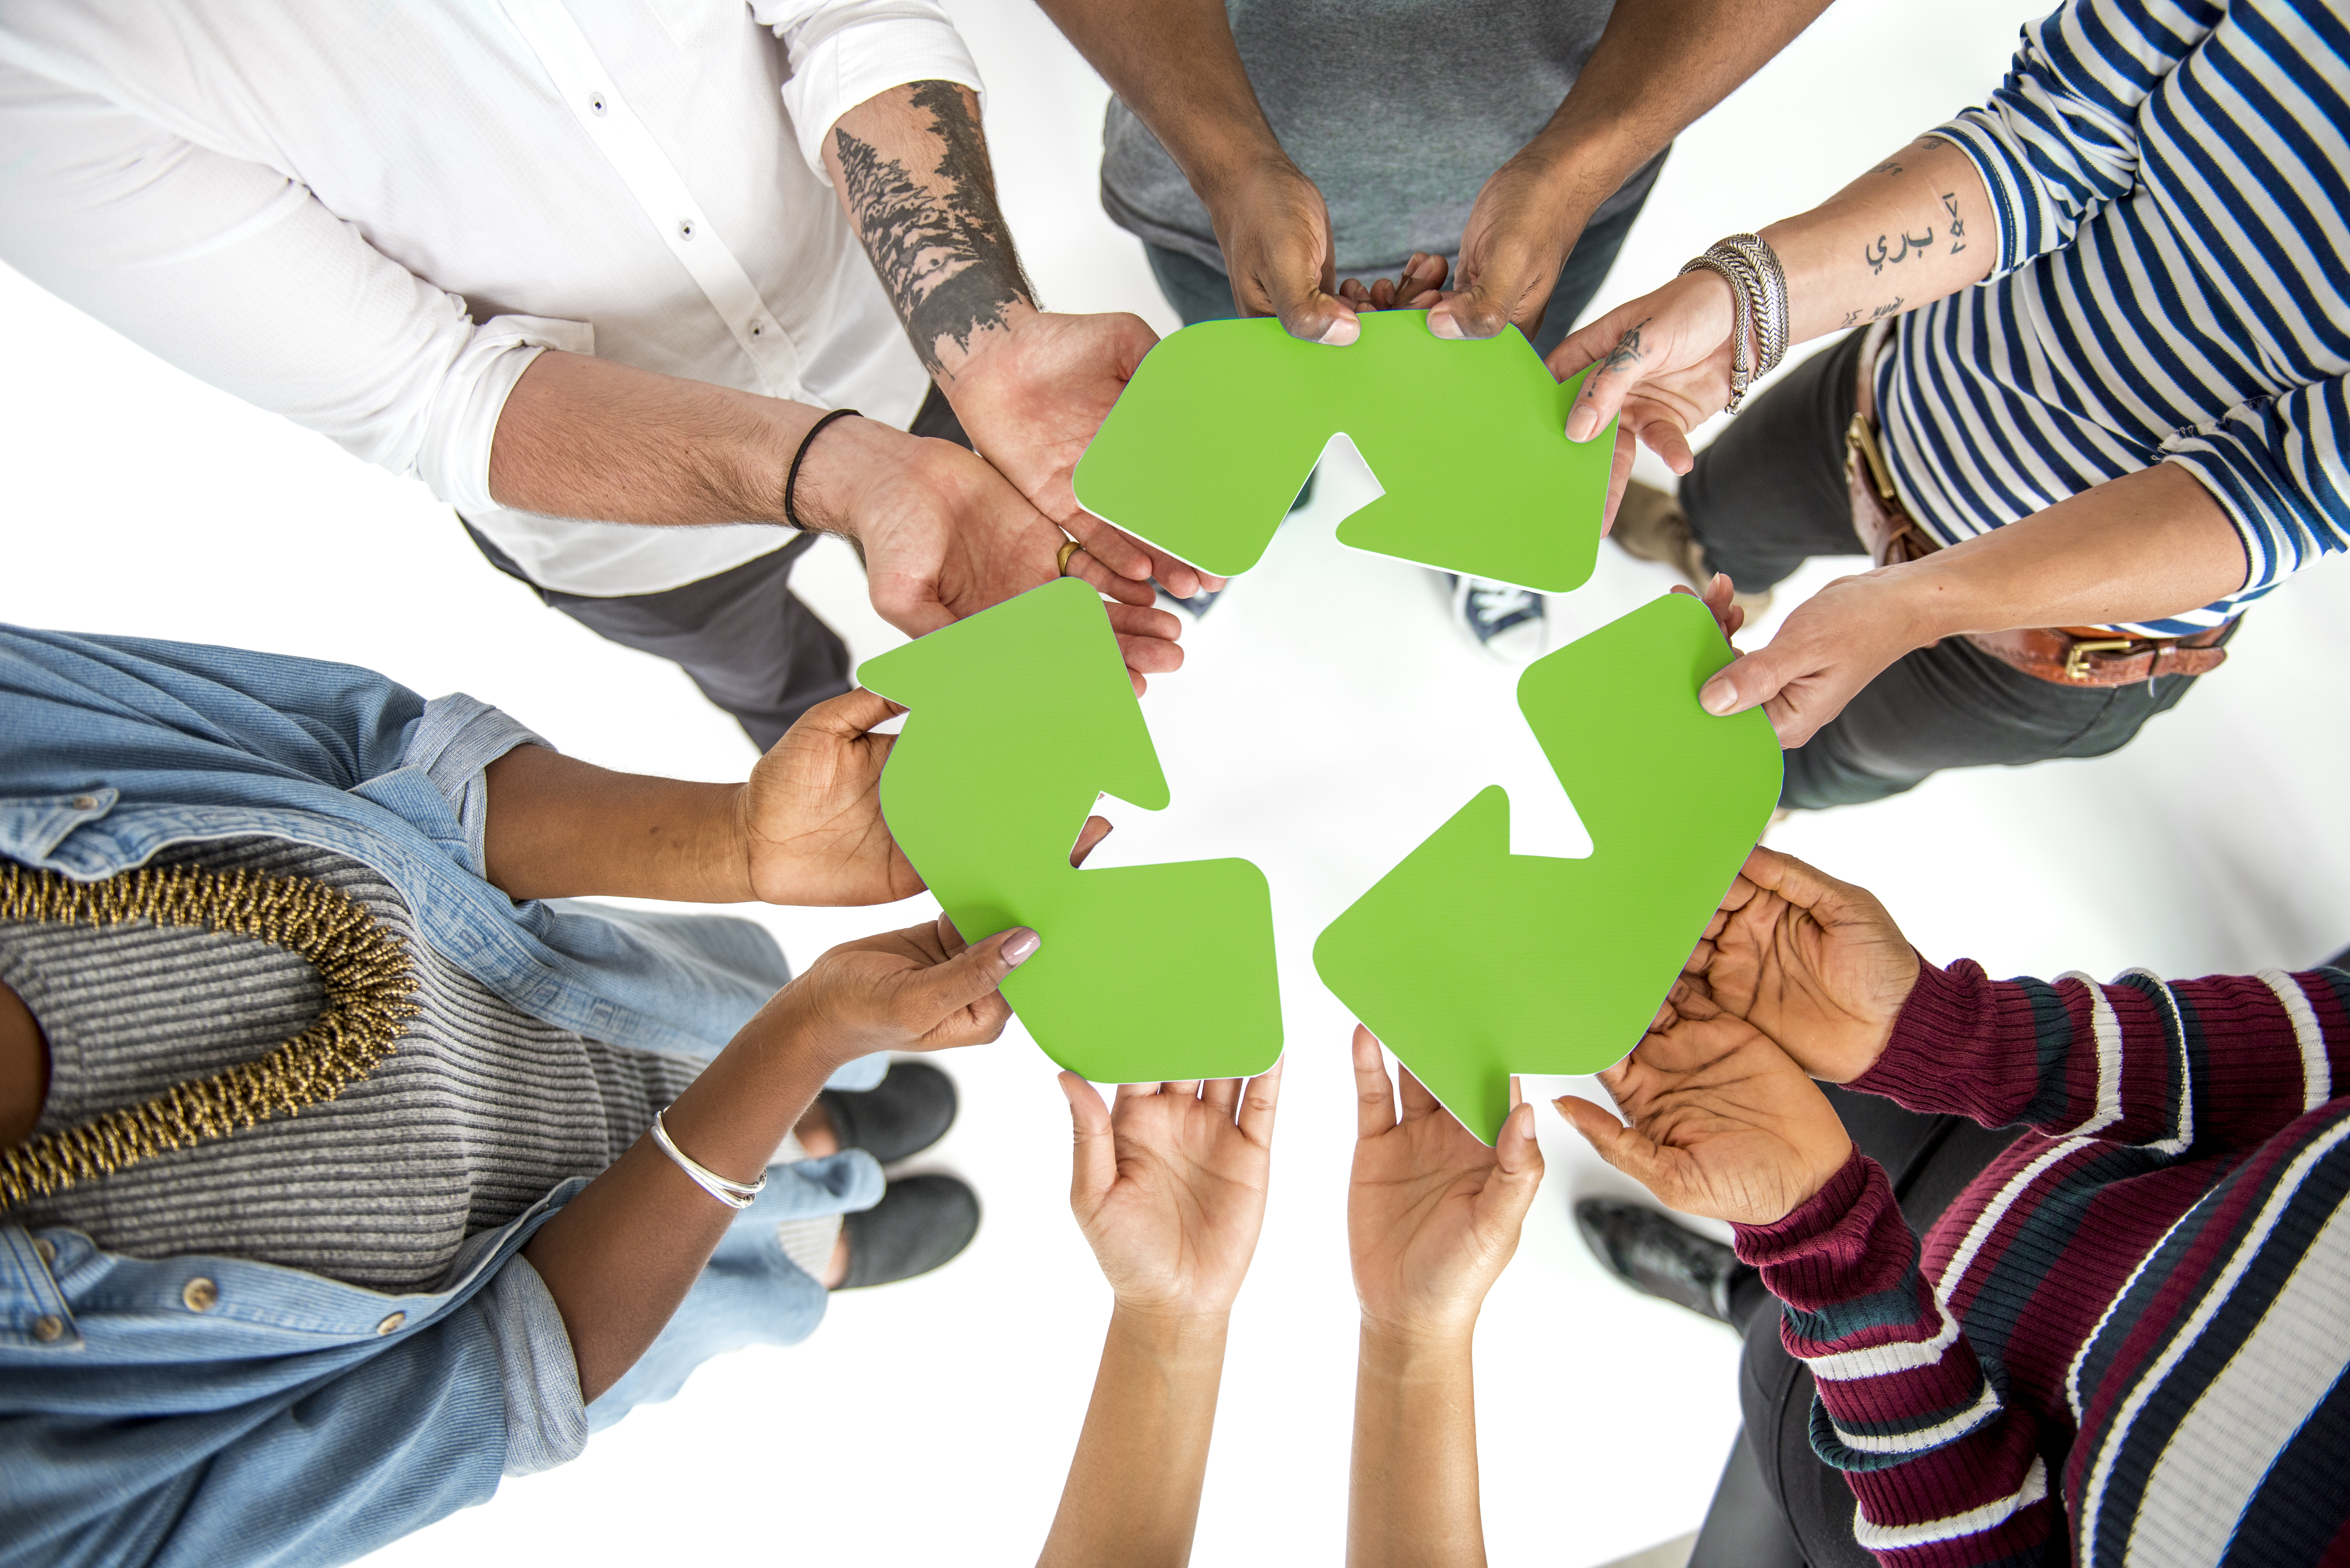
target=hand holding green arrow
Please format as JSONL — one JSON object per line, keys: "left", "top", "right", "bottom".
{"left": 857, "top": 577, "right": 1283, "bottom": 1084}
{"left": 1313, "top": 592, "right": 1783, "bottom": 1142}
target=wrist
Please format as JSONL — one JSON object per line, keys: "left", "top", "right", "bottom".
{"left": 787, "top": 413, "right": 906, "bottom": 539}
{"left": 929, "top": 297, "right": 1043, "bottom": 386}
{"left": 1357, "top": 1318, "right": 1476, "bottom": 1378}
{"left": 1107, "top": 1301, "right": 1233, "bottom": 1361}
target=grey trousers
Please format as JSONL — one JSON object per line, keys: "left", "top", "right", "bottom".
{"left": 1679, "top": 328, "right": 2232, "bottom": 811}
{"left": 465, "top": 386, "right": 971, "bottom": 752}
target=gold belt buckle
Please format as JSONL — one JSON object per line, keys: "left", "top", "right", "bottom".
{"left": 1845, "top": 413, "right": 1897, "bottom": 501}
{"left": 2063, "top": 638, "right": 2135, "bottom": 681}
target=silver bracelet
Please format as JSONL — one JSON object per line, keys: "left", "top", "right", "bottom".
{"left": 649, "top": 1105, "right": 767, "bottom": 1211}
{"left": 1678, "top": 233, "right": 1791, "bottom": 412}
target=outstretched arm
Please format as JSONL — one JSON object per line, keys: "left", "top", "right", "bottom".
{"left": 1422, "top": 0, "right": 1837, "bottom": 343}
{"left": 1038, "top": 1064, "right": 1283, "bottom": 1568}
{"left": 1346, "top": 1028, "right": 1545, "bottom": 1568}
{"left": 823, "top": 82, "right": 1218, "bottom": 600}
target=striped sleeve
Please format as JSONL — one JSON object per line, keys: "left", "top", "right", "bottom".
{"left": 1932, "top": 0, "right": 2221, "bottom": 275}
{"left": 2163, "top": 374, "right": 2350, "bottom": 596}
{"left": 1856, "top": 960, "right": 2350, "bottom": 1154}
{"left": 1736, "top": 1152, "right": 2059, "bottom": 1566}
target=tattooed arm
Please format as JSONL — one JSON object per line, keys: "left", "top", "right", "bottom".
{"left": 825, "top": 82, "right": 1220, "bottom": 599}
{"left": 1552, "top": 134, "right": 1994, "bottom": 464}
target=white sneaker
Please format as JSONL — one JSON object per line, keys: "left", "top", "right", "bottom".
{"left": 1448, "top": 574, "right": 1548, "bottom": 665}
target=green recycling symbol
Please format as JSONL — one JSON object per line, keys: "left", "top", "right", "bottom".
{"left": 858, "top": 317, "right": 1781, "bottom": 1143}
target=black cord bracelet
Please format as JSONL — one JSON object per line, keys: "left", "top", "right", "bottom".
{"left": 784, "top": 407, "right": 861, "bottom": 530}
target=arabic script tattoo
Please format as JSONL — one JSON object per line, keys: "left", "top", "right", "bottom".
{"left": 1870, "top": 297, "right": 1906, "bottom": 320}
{"left": 834, "top": 81, "right": 1035, "bottom": 378}
{"left": 1942, "top": 191, "right": 1967, "bottom": 254}
{"left": 1864, "top": 229, "right": 1936, "bottom": 274}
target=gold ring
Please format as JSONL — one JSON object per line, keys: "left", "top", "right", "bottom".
{"left": 1056, "top": 539, "right": 1084, "bottom": 576}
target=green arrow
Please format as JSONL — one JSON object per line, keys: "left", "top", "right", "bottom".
{"left": 856, "top": 577, "right": 1282, "bottom": 1083}
{"left": 1072, "top": 312, "right": 1616, "bottom": 592}
{"left": 1312, "top": 592, "right": 1782, "bottom": 1143}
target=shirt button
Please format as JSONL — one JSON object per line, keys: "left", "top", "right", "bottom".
{"left": 71, "top": 794, "right": 98, "bottom": 810}
{"left": 589, "top": 92, "right": 607, "bottom": 115}
{"left": 31, "top": 1315, "right": 64, "bottom": 1343}
{"left": 182, "top": 1277, "right": 218, "bottom": 1313}
{"left": 31, "top": 1237, "right": 55, "bottom": 1267}
{"left": 376, "top": 1312, "right": 406, "bottom": 1336}
{"left": 678, "top": 219, "right": 695, "bottom": 240}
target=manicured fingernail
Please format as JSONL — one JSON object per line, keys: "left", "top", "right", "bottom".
{"left": 1700, "top": 679, "right": 1737, "bottom": 716}
{"left": 1565, "top": 406, "right": 1596, "bottom": 442}
{"left": 1002, "top": 929, "right": 1041, "bottom": 965}
{"left": 1316, "top": 315, "right": 1359, "bottom": 346}
{"left": 1427, "top": 310, "right": 1465, "bottom": 339}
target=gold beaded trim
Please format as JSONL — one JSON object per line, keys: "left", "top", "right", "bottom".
{"left": 0, "top": 860, "right": 418, "bottom": 1210}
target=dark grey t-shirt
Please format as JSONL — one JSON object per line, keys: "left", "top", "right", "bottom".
{"left": 1101, "top": 0, "right": 1635, "bottom": 278}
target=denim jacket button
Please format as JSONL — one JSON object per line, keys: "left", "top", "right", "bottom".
{"left": 31, "top": 1315, "right": 64, "bottom": 1343}
{"left": 31, "top": 1236, "right": 55, "bottom": 1267}
{"left": 71, "top": 795, "right": 99, "bottom": 811}
{"left": 376, "top": 1312, "right": 406, "bottom": 1335}
{"left": 182, "top": 1278, "right": 218, "bottom": 1312}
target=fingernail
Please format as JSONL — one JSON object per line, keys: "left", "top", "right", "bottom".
{"left": 1316, "top": 315, "right": 1359, "bottom": 346}
{"left": 1700, "top": 679, "right": 1737, "bottom": 716}
{"left": 1427, "top": 310, "right": 1464, "bottom": 340}
{"left": 1001, "top": 929, "right": 1041, "bottom": 965}
{"left": 1565, "top": 407, "right": 1596, "bottom": 442}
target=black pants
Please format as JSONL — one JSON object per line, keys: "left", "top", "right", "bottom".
{"left": 1687, "top": 1085, "right": 2023, "bottom": 1568}
{"left": 465, "top": 387, "right": 972, "bottom": 752}
{"left": 1679, "top": 329, "right": 2227, "bottom": 811}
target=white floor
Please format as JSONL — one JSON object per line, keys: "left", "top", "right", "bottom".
{"left": 5, "top": 1, "right": 2348, "bottom": 1563}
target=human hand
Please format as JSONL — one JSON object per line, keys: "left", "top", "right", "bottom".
{"left": 765, "top": 914, "right": 1038, "bottom": 1067}
{"left": 1680, "top": 847, "right": 1918, "bottom": 1084}
{"left": 942, "top": 311, "right": 1227, "bottom": 605}
{"left": 794, "top": 415, "right": 1182, "bottom": 695}
{"left": 1694, "top": 569, "right": 1927, "bottom": 746}
{"left": 1336, "top": 252, "right": 1450, "bottom": 315}
{"left": 1670, "top": 572, "right": 1747, "bottom": 644}
{"left": 735, "top": 688, "right": 922, "bottom": 906}
{"left": 1348, "top": 1027, "right": 1544, "bottom": 1340}
{"left": 1059, "top": 1061, "right": 1282, "bottom": 1318}
{"left": 1202, "top": 155, "right": 1362, "bottom": 346}
{"left": 1423, "top": 150, "right": 1597, "bottom": 344}
{"left": 1556, "top": 990, "right": 1852, "bottom": 1227}
{"left": 1548, "top": 272, "right": 1740, "bottom": 529}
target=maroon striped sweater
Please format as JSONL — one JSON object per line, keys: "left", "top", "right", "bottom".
{"left": 1732, "top": 959, "right": 2350, "bottom": 1566}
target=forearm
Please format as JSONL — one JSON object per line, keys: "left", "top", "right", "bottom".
{"left": 522, "top": 1001, "right": 845, "bottom": 1400}
{"left": 1040, "top": 1307, "right": 1232, "bottom": 1568}
{"left": 481, "top": 745, "right": 751, "bottom": 905}
{"left": 1886, "top": 464, "right": 2248, "bottom": 637}
{"left": 1531, "top": 0, "right": 1836, "bottom": 217}
{"left": 1348, "top": 1328, "right": 1485, "bottom": 1568}
{"left": 1755, "top": 134, "right": 1997, "bottom": 341}
{"left": 1032, "top": 0, "right": 1285, "bottom": 205}
{"left": 488, "top": 348, "right": 812, "bottom": 528}
{"left": 825, "top": 82, "right": 1039, "bottom": 384}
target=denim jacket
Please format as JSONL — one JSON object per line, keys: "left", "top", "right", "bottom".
{"left": 0, "top": 627, "right": 885, "bottom": 1567}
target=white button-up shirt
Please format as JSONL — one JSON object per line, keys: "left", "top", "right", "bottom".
{"left": 0, "top": 0, "right": 981, "bottom": 596}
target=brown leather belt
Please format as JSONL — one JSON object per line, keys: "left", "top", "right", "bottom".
{"left": 1842, "top": 319, "right": 2228, "bottom": 687}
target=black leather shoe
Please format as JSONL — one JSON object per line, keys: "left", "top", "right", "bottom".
{"left": 837, "top": 1174, "right": 980, "bottom": 1290}
{"left": 817, "top": 1061, "right": 958, "bottom": 1165}
{"left": 1575, "top": 1197, "right": 1741, "bottom": 1327}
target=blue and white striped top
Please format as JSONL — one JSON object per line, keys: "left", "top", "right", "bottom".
{"left": 1879, "top": 0, "right": 2349, "bottom": 637}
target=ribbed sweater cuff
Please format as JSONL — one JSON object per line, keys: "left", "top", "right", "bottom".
{"left": 1853, "top": 958, "right": 2041, "bottom": 1126}
{"left": 1732, "top": 1146, "right": 1899, "bottom": 1304}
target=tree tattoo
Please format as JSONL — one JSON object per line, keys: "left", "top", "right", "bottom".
{"left": 833, "top": 81, "right": 1036, "bottom": 379}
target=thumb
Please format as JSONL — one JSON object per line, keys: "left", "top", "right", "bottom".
{"left": 1698, "top": 645, "right": 1792, "bottom": 720}
{"left": 1059, "top": 1070, "right": 1116, "bottom": 1213}
{"left": 1272, "top": 284, "right": 1360, "bottom": 346}
{"left": 1426, "top": 276, "right": 1525, "bottom": 343}
{"left": 902, "top": 925, "right": 1041, "bottom": 1032}
{"left": 1554, "top": 1096, "right": 1669, "bottom": 1195}
{"left": 1488, "top": 1101, "right": 1547, "bottom": 1206}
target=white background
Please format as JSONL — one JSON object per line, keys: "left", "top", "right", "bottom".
{"left": 5, "top": 0, "right": 2347, "bottom": 1562}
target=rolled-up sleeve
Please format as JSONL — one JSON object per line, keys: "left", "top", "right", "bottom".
{"left": 2165, "top": 374, "right": 2350, "bottom": 600}
{"left": 1932, "top": 0, "right": 2211, "bottom": 275}
{"left": 753, "top": 0, "right": 984, "bottom": 180}
{"left": 0, "top": 64, "right": 586, "bottom": 512}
